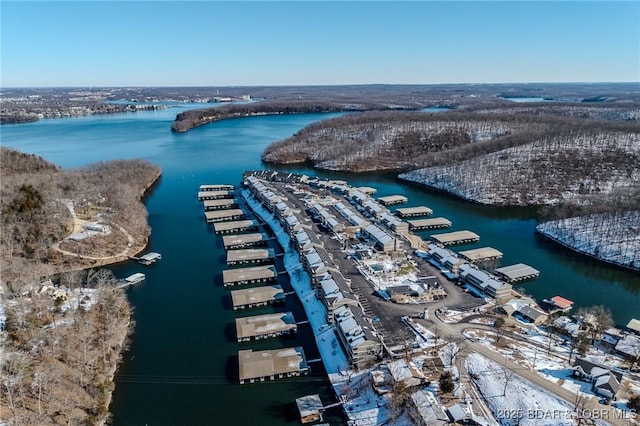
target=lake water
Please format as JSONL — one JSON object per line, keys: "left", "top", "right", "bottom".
{"left": 2, "top": 105, "right": 638, "bottom": 424}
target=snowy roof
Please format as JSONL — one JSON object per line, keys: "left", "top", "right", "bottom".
{"left": 305, "top": 250, "right": 322, "bottom": 267}
{"left": 447, "top": 403, "right": 470, "bottom": 422}
{"left": 627, "top": 318, "right": 640, "bottom": 334}
{"left": 352, "top": 191, "right": 368, "bottom": 203}
{"left": 594, "top": 374, "right": 620, "bottom": 393}
{"left": 285, "top": 214, "right": 300, "bottom": 226}
{"left": 615, "top": 333, "right": 640, "bottom": 357}
{"left": 411, "top": 391, "right": 448, "bottom": 424}
{"left": 517, "top": 305, "right": 546, "bottom": 321}
{"left": 364, "top": 224, "right": 393, "bottom": 245}
{"left": 320, "top": 278, "right": 340, "bottom": 297}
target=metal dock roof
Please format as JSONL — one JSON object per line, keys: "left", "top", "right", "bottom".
{"left": 495, "top": 263, "right": 540, "bottom": 282}
{"left": 198, "top": 190, "right": 234, "bottom": 200}
{"left": 378, "top": 195, "right": 408, "bottom": 205}
{"left": 458, "top": 247, "right": 503, "bottom": 262}
{"left": 223, "top": 265, "right": 276, "bottom": 285}
{"left": 227, "top": 248, "right": 275, "bottom": 264}
{"left": 238, "top": 346, "right": 308, "bottom": 383}
{"left": 204, "top": 209, "right": 246, "bottom": 223}
{"left": 235, "top": 312, "right": 296, "bottom": 341}
{"left": 408, "top": 217, "right": 452, "bottom": 230}
{"left": 200, "top": 184, "right": 234, "bottom": 191}
{"left": 203, "top": 199, "right": 238, "bottom": 210}
{"left": 214, "top": 220, "right": 259, "bottom": 234}
{"left": 231, "top": 285, "right": 285, "bottom": 309}
{"left": 430, "top": 230, "right": 480, "bottom": 245}
{"left": 222, "top": 233, "right": 268, "bottom": 249}
{"left": 395, "top": 206, "right": 433, "bottom": 217}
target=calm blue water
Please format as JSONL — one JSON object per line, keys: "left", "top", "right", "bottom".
{"left": 2, "top": 105, "right": 638, "bottom": 424}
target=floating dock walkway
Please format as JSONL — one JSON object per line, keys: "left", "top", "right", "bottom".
{"left": 231, "top": 285, "right": 285, "bottom": 310}
{"left": 223, "top": 265, "right": 277, "bottom": 287}
{"left": 495, "top": 263, "right": 540, "bottom": 282}
{"left": 395, "top": 206, "right": 433, "bottom": 218}
{"left": 408, "top": 217, "right": 452, "bottom": 230}
{"left": 204, "top": 208, "right": 246, "bottom": 223}
{"left": 214, "top": 219, "right": 259, "bottom": 235}
{"left": 238, "top": 346, "right": 309, "bottom": 384}
{"left": 222, "top": 233, "right": 269, "bottom": 249}
{"left": 227, "top": 248, "right": 276, "bottom": 266}
{"left": 235, "top": 311, "right": 297, "bottom": 342}
{"left": 378, "top": 195, "right": 408, "bottom": 206}
{"left": 430, "top": 230, "right": 480, "bottom": 246}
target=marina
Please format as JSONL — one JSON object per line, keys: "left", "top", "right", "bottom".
{"left": 230, "top": 285, "right": 286, "bottom": 310}
{"left": 204, "top": 208, "right": 246, "bottom": 223}
{"left": 222, "top": 265, "right": 277, "bottom": 287}
{"left": 203, "top": 199, "right": 239, "bottom": 211}
{"left": 238, "top": 347, "right": 310, "bottom": 384}
{"left": 430, "top": 230, "right": 480, "bottom": 246}
{"left": 214, "top": 219, "right": 259, "bottom": 234}
{"left": 235, "top": 311, "right": 297, "bottom": 342}
{"left": 408, "top": 217, "right": 452, "bottom": 230}
{"left": 377, "top": 194, "right": 408, "bottom": 206}
{"left": 395, "top": 206, "right": 433, "bottom": 217}
{"left": 222, "top": 232, "right": 269, "bottom": 249}
{"left": 227, "top": 248, "right": 275, "bottom": 266}
{"left": 495, "top": 263, "right": 540, "bottom": 282}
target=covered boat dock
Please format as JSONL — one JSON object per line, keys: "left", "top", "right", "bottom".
{"left": 227, "top": 248, "right": 276, "bottom": 266}
{"left": 495, "top": 263, "right": 540, "bottom": 282}
{"left": 430, "top": 230, "right": 480, "bottom": 246}
{"left": 238, "top": 346, "right": 309, "bottom": 384}
{"left": 408, "top": 217, "right": 452, "bottom": 230}
{"left": 378, "top": 195, "right": 408, "bottom": 206}
{"left": 203, "top": 199, "right": 240, "bottom": 211}
{"left": 198, "top": 190, "right": 234, "bottom": 201}
{"left": 214, "top": 220, "right": 259, "bottom": 235}
{"left": 204, "top": 209, "right": 246, "bottom": 223}
{"left": 200, "top": 184, "right": 234, "bottom": 191}
{"left": 459, "top": 247, "right": 503, "bottom": 262}
{"left": 235, "top": 311, "right": 297, "bottom": 342}
{"left": 222, "top": 233, "right": 269, "bottom": 249}
{"left": 395, "top": 206, "right": 433, "bottom": 218}
{"left": 231, "top": 285, "right": 285, "bottom": 310}
{"left": 222, "top": 265, "right": 277, "bottom": 287}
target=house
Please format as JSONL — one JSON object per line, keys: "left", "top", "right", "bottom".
{"left": 514, "top": 305, "right": 548, "bottom": 325}
{"left": 615, "top": 333, "right": 640, "bottom": 363}
{"left": 627, "top": 318, "right": 640, "bottom": 335}
{"left": 572, "top": 358, "right": 623, "bottom": 400}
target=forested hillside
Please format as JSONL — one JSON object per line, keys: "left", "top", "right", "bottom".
{"left": 0, "top": 148, "right": 161, "bottom": 289}
{"left": 400, "top": 129, "right": 640, "bottom": 206}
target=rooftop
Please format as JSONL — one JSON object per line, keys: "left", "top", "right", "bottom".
{"left": 235, "top": 312, "right": 296, "bottom": 340}
{"left": 238, "top": 347, "right": 308, "bottom": 382}
{"left": 214, "top": 220, "right": 258, "bottom": 233}
{"left": 227, "top": 248, "right": 275, "bottom": 263}
{"left": 231, "top": 285, "right": 285, "bottom": 308}
{"left": 430, "top": 230, "right": 480, "bottom": 245}
{"left": 458, "top": 247, "right": 503, "bottom": 261}
{"left": 395, "top": 206, "right": 433, "bottom": 217}
{"left": 222, "top": 233, "right": 267, "bottom": 248}
{"left": 223, "top": 265, "right": 276, "bottom": 284}
{"left": 494, "top": 263, "right": 540, "bottom": 282}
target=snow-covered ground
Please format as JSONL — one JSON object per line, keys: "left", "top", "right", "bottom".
{"left": 243, "top": 190, "right": 350, "bottom": 374}
{"left": 466, "top": 353, "right": 578, "bottom": 426}
{"left": 536, "top": 211, "right": 640, "bottom": 270}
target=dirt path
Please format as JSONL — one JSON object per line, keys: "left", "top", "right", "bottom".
{"left": 52, "top": 200, "right": 139, "bottom": 263}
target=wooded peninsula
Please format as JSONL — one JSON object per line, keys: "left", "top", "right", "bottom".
{"left": 0, "top": 148, "right": 161, "bottom": 424}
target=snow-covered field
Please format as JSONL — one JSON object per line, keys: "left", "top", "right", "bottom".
{"left": 466, "top": 353, "right": 578, "bottom": 426}
{"left": 536, "top": 211, "right": 640, "bottom": 270}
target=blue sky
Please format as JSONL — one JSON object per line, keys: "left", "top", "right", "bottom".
{"left": 1, "top": 1, "right": 638, "bottom": 87}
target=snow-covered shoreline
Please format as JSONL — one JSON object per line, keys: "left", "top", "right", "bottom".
{"left": 536, "top": 211, "right": 640, "bottom": 271}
